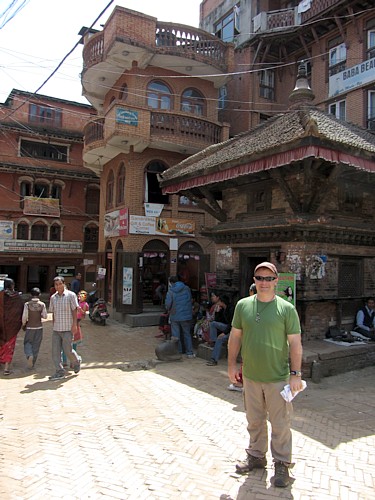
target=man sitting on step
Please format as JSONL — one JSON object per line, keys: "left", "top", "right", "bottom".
{"left": 354, "top": 297, "right": 375, "bottom": 340}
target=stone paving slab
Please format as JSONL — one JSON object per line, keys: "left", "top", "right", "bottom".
{"left": 0, "top": 315, "right": 374, "bottom": 499}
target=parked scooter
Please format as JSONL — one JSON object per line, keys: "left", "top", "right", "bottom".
{"left": 88, "top": 284, "right": 109, "bottom": 326}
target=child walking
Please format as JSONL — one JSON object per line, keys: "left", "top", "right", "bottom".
{"left": 75, "top": 290, "right": 89, "bottom": 354}
{"left": 62, "top": 290, "right": 88, "bottom": 367}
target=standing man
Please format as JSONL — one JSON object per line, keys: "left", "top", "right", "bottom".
{"left": 70, "top": 272, "right": 82, "bottom": 296}
{"left": 165, "top": 275, "right": 194, "bottom": 358}
{"left": 48, "top": 276, "right": 81, "bottom": 380}
{"left": 22, "top": 287, "right": 48, "bottom": 369}
{"left": 228, "top": 262, "right": 303, "bottom": 488}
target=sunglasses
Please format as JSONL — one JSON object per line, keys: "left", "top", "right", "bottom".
{"left": 254, "top": 276, "right": 277, "bottom": 282}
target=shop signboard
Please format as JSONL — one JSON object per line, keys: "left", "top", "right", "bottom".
{"left": 276, "top": 273, "right": 296, "bottom": 306}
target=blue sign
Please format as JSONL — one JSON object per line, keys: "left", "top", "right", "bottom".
{"left": 329, "top": 56, "right": 375, "bottom": 97}
{"left": 116, "top": 108, "right": 138, "bottom": 126}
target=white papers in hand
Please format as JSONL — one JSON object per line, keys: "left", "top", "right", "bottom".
{"left": 280, "top": 380, "right": 307, "bottom": 402}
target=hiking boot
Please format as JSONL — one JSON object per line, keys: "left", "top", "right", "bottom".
{"left": 49, "top": 372, "right": 65, "bottom": 381}
{"left": 274, "top": 461, "right": 290, "bottom": 488}
{"left": 236, "top": 454, "right": 267, "bottom": 474}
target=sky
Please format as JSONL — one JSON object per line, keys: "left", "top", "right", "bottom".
{"left": 0, "top": 0, "right": 202, "bottom": 104}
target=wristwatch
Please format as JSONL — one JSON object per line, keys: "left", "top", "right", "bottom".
{"left": 290, "top": 370, "right": 302, "bottom": 376}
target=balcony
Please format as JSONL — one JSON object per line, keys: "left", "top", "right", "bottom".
{"left": 81, "top": 7, "right": 233, "bottom": 109}
{"left": 150, "top": 112, "right": 223, "bottom": 145}
{"left": 84, "top": 118, "right": 104, "bottom": 146}
{"left": 249, "top": 1, "right": 373, "bottom": 58}
{"left": 252, "top": 8, "right": 298, "bottom": 35}
{"left": 251, "top": 1, "right": 373, "bottom": 35}
{"left": 300, "top": 0, "right": 345, "bottom": 23}
{"left": 83, "top": 105, "right": 229, "bottom": 174}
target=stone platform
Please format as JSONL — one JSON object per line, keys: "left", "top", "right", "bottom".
{"left": 196, "top": 338, "right": 375, "bottom": 380}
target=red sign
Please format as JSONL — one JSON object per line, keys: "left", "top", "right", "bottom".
{"left": 205, "top": 272, "right": 217, "bottom": 290}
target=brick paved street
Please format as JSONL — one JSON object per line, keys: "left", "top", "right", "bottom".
{"left": 1, "top": 315, "right": 374, "bottom": 499}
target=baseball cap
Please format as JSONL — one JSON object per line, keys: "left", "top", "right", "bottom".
{"left": 254, "top": 262, "right": 278, "bottom": 276}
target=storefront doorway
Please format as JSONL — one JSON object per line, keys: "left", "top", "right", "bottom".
{"left": 239, "top": 251, "right": 269, "bottom": 298}
{"left": 27, "top": 265, "right": 48, "bottom": 293}
{"left": 178, "top": 241, "right": 207, "bottom": 298}
{"left": 142, "top": 240, "right": 169, "bottom": 304}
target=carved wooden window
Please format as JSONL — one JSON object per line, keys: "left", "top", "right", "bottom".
{"left": 20, "top": 139, "right": 67, "bottom": 162}
{"left": 338, "top": 259, "right": 362, "bottom": 297}
{"left": 50, "top": 224, "right": 61, "bottom": 241}
{"left": 86, "top": 186, "right": 99, "bottom": 215}
{"left": 338, "top": 182, "right": 362, "bottom": 213}
{"left": 17, "top": 223, "right": 29, "bottom": 240}
{"left": 31, "top": 223, "right": 47, "bottom": 241}
{"left": 247, "top": 185, "right": 272, "bottom": 212}
{"left": 84, "top": 225, "right": 98, "bottom": 252}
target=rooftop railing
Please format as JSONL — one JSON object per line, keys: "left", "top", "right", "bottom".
{"left": 83, "top": 22, "right": 230, "bottom": 72}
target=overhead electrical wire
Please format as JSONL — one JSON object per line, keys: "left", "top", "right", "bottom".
{"left": 0, "top": 0, "right": 29, "bottom": 29}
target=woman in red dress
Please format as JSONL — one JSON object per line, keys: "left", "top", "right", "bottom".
{"left": 0, "top": 278, "right": 24, "bottom": 375}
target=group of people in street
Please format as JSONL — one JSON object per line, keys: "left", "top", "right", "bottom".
{"left": 2, "top": 263, "right": 375, "bottom": 489}
{"left": 0, "top": 273, "right": 85, "bottom": 380}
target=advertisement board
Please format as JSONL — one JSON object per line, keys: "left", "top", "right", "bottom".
{"left": 276, "top": 273, "right": 296, "bottom": 306}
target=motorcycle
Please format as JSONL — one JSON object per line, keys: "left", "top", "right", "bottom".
{"left": 88, "top": 286, "right": 109, "bottom": 326}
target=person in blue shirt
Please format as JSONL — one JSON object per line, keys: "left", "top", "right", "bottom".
{"left": 165, "top": 275, "right": 194, "bottom": 358}
{"left": 70, "top": 273, "right": 82, "bottom": 295}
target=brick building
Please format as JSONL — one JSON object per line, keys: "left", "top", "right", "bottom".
{"left": 157, "top": 0, "right": 375, "bottom": 338}
{"left": 0, "top": 90, "right": 100, "bottom": 295}
{"left": 200, "top": 0, "right": 375, "bottom": 136}
{"left": 80, "top": 6, "right": 234, "bottom": 317}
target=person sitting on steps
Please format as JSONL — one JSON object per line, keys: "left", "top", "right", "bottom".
{"left": 206, "top": 295, "right": 234, "bottom": 366}
{"left": 353, "top": 297, "right": 375, "bottom": 340}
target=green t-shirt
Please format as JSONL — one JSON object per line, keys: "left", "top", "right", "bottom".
{"left": 232, "top": 295, "right": 301, "bottom": 383}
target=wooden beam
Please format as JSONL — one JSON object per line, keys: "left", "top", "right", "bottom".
{"left": 298, "top": 33, "right": 312, "bottom": 63}
{"left": 308, "top": 164, "right": 339, "bottom": 213}
{"left": 184, "top": 188, "right": 227, "bottom": 222}
{"left": 270, "top": 169, "right": 301, "bottom": 212}
{"left": 348, "top": 6, "right": 362, "bottom": 44}
{"left": 251, "top": 39, "right": 264, "bottom": 69}
{"left": 334, "top": 15, "right": 348, "bottom": 48}
{"left": 302, "top": 158, "right": 314, "bottom": 212}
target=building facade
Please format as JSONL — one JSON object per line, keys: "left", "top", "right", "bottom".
{"left": 162, "top": 0, "right": 375, "bottom": 341}
{"left": 161, "top": 65, "right": 375, "bottom": 339}
{"left": 80, "top": 6, "right": 234, "bottom": 317}
{"left": 200, "top": 0, "right": 375, "bottom": 136}
{"left": 0, "top": 90, "right": 100, "bottom": 296}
